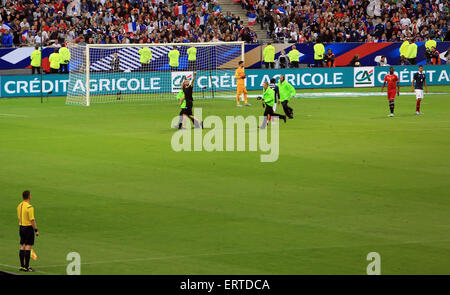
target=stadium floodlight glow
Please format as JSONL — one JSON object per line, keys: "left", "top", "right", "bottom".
{"left": 66, "top": 42, "right": 245, "bottom": 106}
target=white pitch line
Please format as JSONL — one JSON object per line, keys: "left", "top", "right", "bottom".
{"left": 0, "top": 113, "right": 28, "bottom": 118}
{"left": 212, "top": 92, "right": 450, "bottom": 99}
{"left": 36, "top": 238, "right": 450, "bottom": 269}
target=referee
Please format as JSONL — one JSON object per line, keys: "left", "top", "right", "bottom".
{"left": 17, "top": 190, "right": 39, "bottom": 272}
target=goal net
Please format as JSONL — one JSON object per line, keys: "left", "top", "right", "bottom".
{"left": 66, "top": 42, "right": 245, "bottom": 106}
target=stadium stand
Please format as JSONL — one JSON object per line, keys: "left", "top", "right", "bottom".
{"left": 0, "top": 0, "right": 259, "bottom": 47}
{"left": 251, "top": 0, "right": 449, "bottom": 43}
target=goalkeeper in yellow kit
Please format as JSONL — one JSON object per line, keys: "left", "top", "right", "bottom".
{"left": 235, "top": 61, "right": 251, "bottom": 107}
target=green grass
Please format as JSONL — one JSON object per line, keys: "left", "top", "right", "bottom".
{"left": 1, "top": 86, "right": 450, "bottom": 275}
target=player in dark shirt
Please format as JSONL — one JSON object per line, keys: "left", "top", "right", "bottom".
{"left": 412, "top": 65, "right": 428, "bottom": 115}
{"left": 179, "top": 72, "right": 203, "bottom": 129}
{"left": 268, "top": 78, "right": 280, "bottom": 125}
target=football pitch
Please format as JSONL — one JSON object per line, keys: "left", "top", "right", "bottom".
{"left": 1, "top": 86, "right": 450, "bottom": 275}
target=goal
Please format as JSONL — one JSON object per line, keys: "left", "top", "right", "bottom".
{"left": 66, "top": 42, "right": 245, "bottom": 106}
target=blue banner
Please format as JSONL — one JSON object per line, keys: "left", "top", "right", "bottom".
{"left": 1, "top": 66, "right": 448, "bottom": 98}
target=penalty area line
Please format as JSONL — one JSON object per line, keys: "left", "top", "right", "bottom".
{"left": 0, "top": 113, "right": 29, "bottom": 118}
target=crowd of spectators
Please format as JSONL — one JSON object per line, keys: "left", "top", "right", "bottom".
{"left": 250, "top": 0, "right": 449, "bottom": 43}
{"left": 0, "top": 0, "right": 259, "bottom": 48}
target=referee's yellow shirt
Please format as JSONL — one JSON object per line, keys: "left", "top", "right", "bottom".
{"left": 17, "top": 201, "right": 35, "bottom": 226}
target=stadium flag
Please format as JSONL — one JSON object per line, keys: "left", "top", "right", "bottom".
{"left": 175, "top": 5, "right": 187, "bottom": 16}
{"left": 248, "top": 13, "right": 257, "bottom": 25}
{"left": 30, "top": 249, "right": 38, "bottom": 261}
{"left": 124, "top": 22, "right": 137, "bottom": 33}
{"left": 214, "top": 9, "right": 221, "bottom": 16}
{"left": 22, "top": 30, "right": 28, "bottom": 41}
{"left": 1, "top": 22, "right": 12, "bottom": 33}
{"left": 275, "top": 7, "right": 287, "bottom": 14}
{"left": 200, "top": 14, "right": 208, "bottom": 25}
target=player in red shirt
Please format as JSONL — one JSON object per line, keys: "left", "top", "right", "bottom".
{"left": 381, "top": 67, "right": 400, "bottom": 117}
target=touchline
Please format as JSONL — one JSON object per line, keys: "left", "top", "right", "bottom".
{"left": 170, "top": 108, "right": 280, "bottom": 163}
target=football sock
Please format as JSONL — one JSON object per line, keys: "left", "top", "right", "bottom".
{"left": 24, "top": 250, "right": 30, "bottom": 268}
{"left": 19, "top": 250, "right": 25, "bottom": 267}
{"left": 416, "top": 99, "right": 421, "bottom": 112}
{"left": 244, "top": 93, "right": 248, "bottom": 104}
{"left": 236, "top": 94, "right": 240, "bottom": 104}
{"left": 260, "top": 117, "right": 269, "bottom": 128}
{"left": 389, "top": 101, "right": 395, "bottom": 113}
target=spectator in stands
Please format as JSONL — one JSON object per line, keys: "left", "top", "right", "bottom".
{"left": 254, "top": 0, "right": 447, "bottom": 44}
{"left": 1, "top": 29, "right": 13, "bottom": 47}
{"left": 0, "top": 0, "right": 259, "bottom": 47}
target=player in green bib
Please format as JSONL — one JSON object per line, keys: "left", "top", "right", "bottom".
{"left": 259, "top": 82, "right": 287, "bottom": 129}
{"left": 174, "top": 89, "right": 187, "bottom": 129}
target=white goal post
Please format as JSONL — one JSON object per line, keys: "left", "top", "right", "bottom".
{"left": 66, "top": 41, "right": 245, "bottom": 106}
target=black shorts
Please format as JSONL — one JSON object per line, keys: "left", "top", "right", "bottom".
{"left": 19, "top": 226, "right": 34, "bottom": 245}
{"left": 180, "top": 106, "right": 193, "bottom": 116}
{"left": 264, "top": 105, "right": 274, "bottom": 116}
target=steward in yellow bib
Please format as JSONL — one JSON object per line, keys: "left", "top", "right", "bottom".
{"left": 168, "top": 46, "right": 180, "bottom": 70}
{"left": 263, "top": 42, "right": 275, "bottom": 69}
{"left": 288, "top": 45, "right": 300, "bottom": 68}
{"left": 313, "top": 41, "right": 325, "bottom": 67}
{"left": 138, "top": 47, "right": 152, "bottom": 71}
{"left": 399, "top": 39, "right": 410, "bottom": 65}
{"left": 30, "top": 46, "right": 41, "bottom": 75}
{"left": 187, "top": 46, "right": 197, "bottom": 70}
{"left": 49, "top": 48, "right": 61, "bottom": 74}
{"left": 59, "top": 43, "right": 71, "bottom": 74}
{"left": 405, "top": 39, "right": 417, "bottom": 65}
{"left": 425, "top": 38, "right": 437, "bottom": 65}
